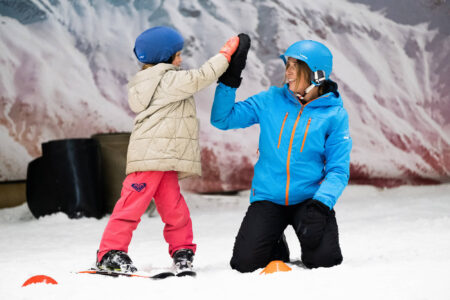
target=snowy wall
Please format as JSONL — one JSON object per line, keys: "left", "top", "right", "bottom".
{"left": 0, "top": 0, "right": 449, "bottom": 191}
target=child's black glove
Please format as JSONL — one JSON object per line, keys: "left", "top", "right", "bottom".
{"left": 218, "top": 33, "right": 251, "bottom": 88}
{"left": 299, "top": 199, "right": 331, "bottom": 249}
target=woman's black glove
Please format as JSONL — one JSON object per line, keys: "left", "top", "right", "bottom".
{"left": 299, "top": 199, "right": 331, "bottom": 249}
{"left": 218, "top": 33, "right": 251, "bottom": 88}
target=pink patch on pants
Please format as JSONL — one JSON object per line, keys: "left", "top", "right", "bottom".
{"left": 97, "top": 171, "right": 196, "bottom": 262}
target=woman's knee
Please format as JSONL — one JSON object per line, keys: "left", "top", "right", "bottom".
{"left": 230, "top": 253, "right": 263, "bottom": 273}
{"left": 302, "top": 249, "right": 343, "bottom": 269}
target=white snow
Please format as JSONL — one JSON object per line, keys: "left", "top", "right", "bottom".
{"left": 1, "top": 184, "right": 449, "bottom": 299}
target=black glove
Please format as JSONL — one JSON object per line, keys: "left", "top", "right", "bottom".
{"left": 218, "top": 33, "right": 251, "bottom": 88}
{"left": 298, "top": 199, "right": 331, "bottom": 249}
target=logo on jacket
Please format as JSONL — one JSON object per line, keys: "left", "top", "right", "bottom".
{"left": 131, "top": 183, "right": 146, "bottom": 192}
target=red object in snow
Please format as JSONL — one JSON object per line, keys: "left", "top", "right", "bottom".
{"left": 22, "top": 275, "right": 58, "bottom": 287}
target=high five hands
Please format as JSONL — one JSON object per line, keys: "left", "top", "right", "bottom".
{"left": 219, "top": 33, "right": 251, "bottom": 88}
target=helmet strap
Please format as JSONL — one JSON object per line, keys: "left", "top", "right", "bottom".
{"left": 296, "top": 84, "right": 316, "bottom": 100}
{"left": 295, "top": 70, "right": 326, "bottom": 100}
{"left": 292, "top": 70, "right": 325, "bottom": 101}
{"left": 305, "top": 84, "right": 316, "bottom": 95}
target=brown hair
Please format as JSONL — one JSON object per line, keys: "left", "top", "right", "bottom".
{"left": 141, "top": 64, "right": 153, "bottom": 70}
{"left": 140, "top": 53, "right": 177, "bottom": 71}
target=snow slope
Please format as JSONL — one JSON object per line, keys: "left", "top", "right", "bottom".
{"left": 1, "top": 184, "right": 449, "bottom": 299}
{"left": 0, "top": 0, "right": 449, "bottom": 188}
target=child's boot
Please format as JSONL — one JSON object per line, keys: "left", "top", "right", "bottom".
{"left": 172, "top": 249, "right": 195, "bottom": 276}
{"left": 96, "top": 250, "right": 137, "bottom": 273}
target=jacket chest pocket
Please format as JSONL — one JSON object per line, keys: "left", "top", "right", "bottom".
{"left": 295, "top": 117, "right": 327, "bottom": 159}
{"left": 300, "top": 118, "right": 311, "bottom": 152}
{"left": 277, "top": 112, "right": 289, "bottom": 149}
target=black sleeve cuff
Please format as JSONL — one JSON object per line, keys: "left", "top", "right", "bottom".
{"left": 218, "top": 73, "right": 242, "bottom": 88}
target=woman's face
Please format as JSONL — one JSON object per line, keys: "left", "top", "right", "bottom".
{"left": 172, "top": 51, "right": 182, "bottom": 67}
{"left": 285, "top": 57, "right": 309, "bottom": 94}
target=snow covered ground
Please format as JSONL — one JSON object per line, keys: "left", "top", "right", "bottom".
{"left": 1, "top": 184, "right": 449, "bottom": 300}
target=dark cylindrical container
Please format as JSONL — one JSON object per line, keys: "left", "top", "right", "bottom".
{"left": 27, "top": 138, "right": 103, "bottom": 219}
{"left": 26, "top": 156, "right": 61, "bottom": 218}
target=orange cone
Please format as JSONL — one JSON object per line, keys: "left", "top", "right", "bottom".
{"left": 22, "top": 275, "right": 58, "bottom": 287}
{"left": 260, "top": 260, "right": 292, "bottom": 275}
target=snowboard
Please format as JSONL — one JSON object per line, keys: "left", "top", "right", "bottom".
{"left": 77, "top": 268, "right": 196, "bottom": 279}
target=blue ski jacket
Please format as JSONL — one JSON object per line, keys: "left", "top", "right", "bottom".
{"left": 211, "top": 83, "right": 352, "bottom": 209}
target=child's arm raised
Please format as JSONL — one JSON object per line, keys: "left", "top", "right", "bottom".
{"left": 153, "top": 37, "right": 239, "bottom": 104}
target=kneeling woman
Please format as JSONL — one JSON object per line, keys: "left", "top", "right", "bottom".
{"left": 211, "top": 37, "right": 352, "bottom": 272}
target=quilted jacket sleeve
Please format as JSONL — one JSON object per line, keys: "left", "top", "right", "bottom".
{"left": 153, "top": 54, "right": 229, "bottom": 105}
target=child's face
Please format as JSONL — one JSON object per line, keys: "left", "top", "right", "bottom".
{"left": 172, "top": 51, "right": 182, "bottom": 67}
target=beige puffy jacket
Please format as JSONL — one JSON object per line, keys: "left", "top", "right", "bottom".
{"left": 125, "top": 54, "right": 229, "bottom": 179}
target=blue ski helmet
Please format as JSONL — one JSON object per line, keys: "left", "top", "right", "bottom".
{"left": 134, "top": 26, "right": 184, "bottom": 64}
{"left": 280, "top": 40, "right": 333, "bottom": 86}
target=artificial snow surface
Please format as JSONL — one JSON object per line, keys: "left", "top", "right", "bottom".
{"left": 1, "top": 184, "right": 450, "bottom": 299}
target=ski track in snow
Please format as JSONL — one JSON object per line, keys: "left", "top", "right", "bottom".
{"left": 1, "top": 184, "right": 449, "bottom": 299}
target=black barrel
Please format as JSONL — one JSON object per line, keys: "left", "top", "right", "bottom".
{"left": 26, "top": 156, "right": 61, "bottom": 218}
{"left": 26, "top": 138, "right": 104, "bottom": 219}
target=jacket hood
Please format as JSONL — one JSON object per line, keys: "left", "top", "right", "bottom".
{"left": 127, "top": 63, "right": 178, "bottom": 113}
{"left": 282, "top": 84, "right": 342, "bottom": 108}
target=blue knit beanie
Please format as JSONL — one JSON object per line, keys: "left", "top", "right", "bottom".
{"left": 134, "top": 26, "right": 184, "bottom": 64}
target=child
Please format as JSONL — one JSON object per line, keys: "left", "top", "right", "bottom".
{"left": 96, "top": 26, "right": 239, "bottom": 275}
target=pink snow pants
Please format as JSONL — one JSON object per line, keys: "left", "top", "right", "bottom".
{"left": 97, "top": 171, "right": 196, "bottom": 262}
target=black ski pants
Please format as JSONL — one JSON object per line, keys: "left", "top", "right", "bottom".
{"left": 230, "top": 200, "right": 343, "bottom": 272}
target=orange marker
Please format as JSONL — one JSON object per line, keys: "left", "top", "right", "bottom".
{"left": 260, "top": 260, "right": 292, "bottom": 275}
{"left": 22, "top": 275, "right": 58, "bottom": 287}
